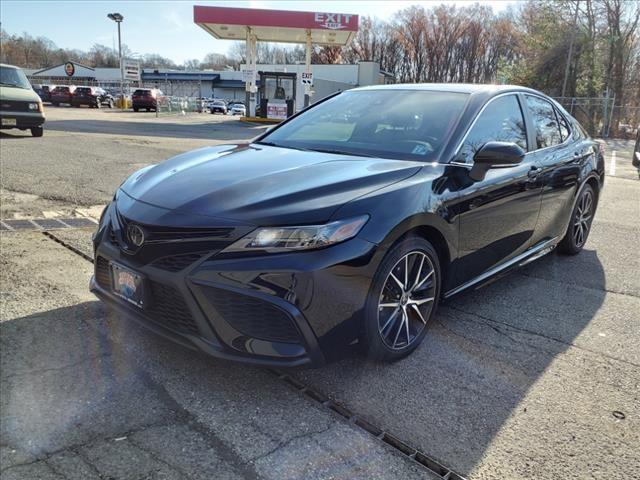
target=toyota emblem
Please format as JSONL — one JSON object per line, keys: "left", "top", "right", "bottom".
{"left": 127, "top": 224, "right": 145, "bottom": 247}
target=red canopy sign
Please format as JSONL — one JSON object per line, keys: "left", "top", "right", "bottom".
{"left": 194, "top": 6, "right": 358, "bottom": 45}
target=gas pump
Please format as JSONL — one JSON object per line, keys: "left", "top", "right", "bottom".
{"left": 258, "top": 71, "right": 296, "bottom": 120}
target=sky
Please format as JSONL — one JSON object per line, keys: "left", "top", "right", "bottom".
{"left": 1, "top": 1, "right": 519, "bottom": 64}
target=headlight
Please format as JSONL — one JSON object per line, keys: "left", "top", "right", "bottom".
{"left": 223, "top": 215, "right": 369, "bottom": 253}
{"left": 28, "top": 103, "right": 40, "bottom": 111}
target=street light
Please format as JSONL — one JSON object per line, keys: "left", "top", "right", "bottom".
{"left": 107, "top": 13, "right": 124, "bottom": 108}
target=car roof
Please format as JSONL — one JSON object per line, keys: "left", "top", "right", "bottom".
{"left": 352, "top": 83, "right": 542, "bottom": 96}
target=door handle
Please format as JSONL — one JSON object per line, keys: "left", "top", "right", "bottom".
{"left": 527, "top": 166, "right": 542, "bottom": 179}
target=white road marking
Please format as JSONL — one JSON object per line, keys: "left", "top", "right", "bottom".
{"left": 609, "top": 150, "right": 617, "bottom": 176}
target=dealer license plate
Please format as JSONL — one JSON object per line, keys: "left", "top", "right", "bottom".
{"left": 1, "top": 118, "right": 17, "bottom": 126}
{"left": 111, "top": 262, "right": 145, "bottom": 307}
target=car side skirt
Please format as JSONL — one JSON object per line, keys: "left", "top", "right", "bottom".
{"left": 443, "top": 236, "right": 559, "bottom": 299}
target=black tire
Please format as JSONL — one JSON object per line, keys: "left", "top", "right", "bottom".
{"left": 133, "top": 107, "right": 139, "bottom": 112}
{"left": 95, "top": 100, "right": 101, "bottom": 109}
{"left": 362, "top": 236, "right": 441, "bottom": 362}
{"left": 557, "top": 183, "right": 596, "bottom": 255}
{"left": 53, "top": 102, "right": 59, "bottom": 107}
{"left": 31, "top": 126, "right": 44, "bottom": 137}
{"left": 108, "top": 100, "right": 114, "bottom": 109}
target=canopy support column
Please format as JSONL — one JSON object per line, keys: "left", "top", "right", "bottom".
{"left": 304, "top": 30, "right": 312, "bottom": 108}
{"left": 245, "top": 28, "right": 258, "bottom": 117}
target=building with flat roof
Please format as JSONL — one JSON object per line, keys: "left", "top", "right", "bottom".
{"left": 27, "top": 61, "right": 394, "bottom": 106}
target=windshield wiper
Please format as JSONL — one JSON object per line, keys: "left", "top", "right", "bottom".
{"left": 253, "top": 141, "right": 311, "bottom": 152}
{"left": 306, "top": 147, "right": 379, "bottom": 158}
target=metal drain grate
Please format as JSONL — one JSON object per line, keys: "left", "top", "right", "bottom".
{"left": 2, "top": 217, "right": 96, "bottom": 231}
{"left": 269, "top": 369, "right": 468, "bottom": 480}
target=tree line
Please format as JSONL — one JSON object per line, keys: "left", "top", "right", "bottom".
{"left": 1, "top": 0, "right": 638, "bottom": 131}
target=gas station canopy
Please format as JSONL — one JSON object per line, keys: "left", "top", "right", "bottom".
{"left": 193, "top": 6, "right": 358, "bottom": 45}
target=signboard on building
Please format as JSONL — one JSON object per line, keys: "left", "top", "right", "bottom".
{"left": 64, "top": 62, "right": 75, "bottom": 77}
{"left": 301, "top": 72, "right": 313, "bottom": 85}
{"left": 122, "top": 59, "right": 141, "bottom": 81}
{"left": 266, "top": 103, "right": 288, "bottom": 120}
{"left": 242, "top": 69, "right": 256, "bottom": 82}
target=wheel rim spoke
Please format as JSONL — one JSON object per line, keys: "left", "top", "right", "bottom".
{"left": 393, "top": 309, "right": 406, "bottom": 348}
{"left": 380, "top": 302, "right": 400, "bottom": 308}
{"left": 409, "top": 297, "right": 434, "bottom": 306}
{"left": 380, "top": 308, "right": 400, "bottom": 334}
{"left": 411, "top": 304, "right": 427, "bottom": 324}
{"left": 412, "top": 269, "right": 433, "bottom": 293}
{"left": 389, "top": 272, "right": 404, "bottom": 291}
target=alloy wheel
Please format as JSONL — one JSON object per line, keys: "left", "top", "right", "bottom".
{"left": 573, "top": 190, "right": 593, "bottom": 248}
{"left": 377, "top": 251, "right": 436, "bottom": 350}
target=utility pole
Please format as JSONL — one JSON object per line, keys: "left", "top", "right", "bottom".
{"left": 561, "top": 1, "right": 580, "bottom": 98}
{"left": 107, "top": 13, "right": 124, "bottom": 108}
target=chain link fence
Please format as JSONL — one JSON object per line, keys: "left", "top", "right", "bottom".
{"left": 156, "top": 96, "right": 206, "bottom": 115}
{"left": 554, "top": 97, "right": 639, "bottom": 139}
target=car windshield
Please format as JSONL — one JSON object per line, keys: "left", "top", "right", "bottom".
{"left": 0, "top": 66, "right": 32, "bottom": 89}
{"left": 259, "top": 89, "right": 469, "bottom": 161}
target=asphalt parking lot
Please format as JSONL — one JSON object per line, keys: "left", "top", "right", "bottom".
{"left": 1, "top": 106, "right": 639, "bottom": 479}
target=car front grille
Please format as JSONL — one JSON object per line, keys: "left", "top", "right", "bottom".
{"left": 151, "top": 252, "right": 207, "bottom": 272}
{"left": 95, "top": 256, "right": 111, "bottom": 289}
{"left": 106, "top": 213, "right": 237, "bottom": 266}
{"left": 147, "top": 281, "right": 199, "bottom": 335}
{"left": 0, "top": 100, "right": 31, "bottom": 112}
{"left": 204, "top": 286, "right": 302, "bottom": 344}
{"left": 95, "top": 255, "right": 199, "bottom": 336}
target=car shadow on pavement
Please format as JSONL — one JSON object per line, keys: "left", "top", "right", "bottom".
{"left": 44, "top": 119, "right": 267, "bottom": 141}
{"left": 296, "top": 249, "right": 610, "bottom": 478}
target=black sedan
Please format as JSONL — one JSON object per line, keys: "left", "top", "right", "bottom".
{"left": 71, "top": 86, "right": 114, "bottom": 108}
{"left": 91, "top": 84, "right": 604, "bottom": 367}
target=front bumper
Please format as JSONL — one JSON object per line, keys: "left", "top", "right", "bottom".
{"left": 0, "top": 111, "right": 45, "bottom": 129}
{"left": 91, "top": 205, "right": 380, "bottom": 367}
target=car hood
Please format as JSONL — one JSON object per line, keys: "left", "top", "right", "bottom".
{"left": 0, "top": 85, "right": 41, "bottom": 102}
{"left": 120, "top": 144, "right": 422, "bottom": 225}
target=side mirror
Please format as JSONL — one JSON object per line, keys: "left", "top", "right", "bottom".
{"left": 469, "top": 141, "right": 525, "bottom": 181}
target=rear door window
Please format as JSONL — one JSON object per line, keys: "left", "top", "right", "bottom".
{"left": 525, "top": 95, "right": 563, "bottom": 149}
{"left": 457, "top": 94, "right": 527, "bottom": 164}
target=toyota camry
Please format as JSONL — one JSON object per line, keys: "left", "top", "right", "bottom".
{"left": 91, "top": 84, "right": 604, "bottom": 367}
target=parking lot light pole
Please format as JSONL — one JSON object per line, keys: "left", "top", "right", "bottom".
{"left": 107, "top": 13, "right": 124, "bottom": 109}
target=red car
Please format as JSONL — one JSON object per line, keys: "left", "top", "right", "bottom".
{"left": 132, "top": 88, "right": 163, "bottom": 112}
{"left": 50, "top": 86, "right": 76, "bottom": 106}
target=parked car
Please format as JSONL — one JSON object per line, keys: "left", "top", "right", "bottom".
{"left": 209, "top": 100, "right": 227, "bottom": 114}
{"left": 229, "top": 103, "right": 246, "bottom": 116}
{"left": 50, "top": 85, "right": 76, "bottom": 106}
{"left": 0, "top": 63, "right": 45, "bottom": 137}
{"left": 32, "top": 84, "right": 55, "bottom": 102}
{"left": 72, "top": 87, "right": 115, "bottom": 108}
{"left": 91, "top": 84, "right": 604, "bottom": 367}
{"left": 132, "top": 88, "right": 163, "bottom": 112}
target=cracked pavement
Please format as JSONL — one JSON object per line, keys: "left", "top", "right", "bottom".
{"left": 1, "top": 107, "right": 639, "bottom": 479}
